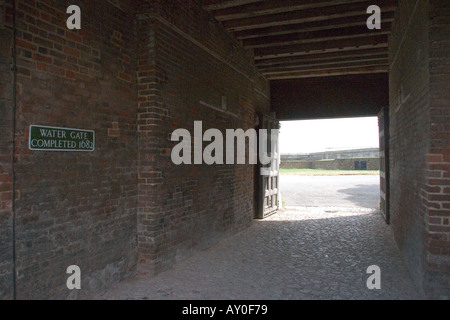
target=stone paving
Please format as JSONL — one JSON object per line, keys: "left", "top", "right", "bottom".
{"left": 92, "top": 207, "right": 424, "bottom": 300}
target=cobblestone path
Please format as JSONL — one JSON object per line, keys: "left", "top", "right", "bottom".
{"left": 93, "top": 207, "right": 423, "bottom": 300}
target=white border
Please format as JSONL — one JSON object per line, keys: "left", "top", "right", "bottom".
{"left": 29, "top": 125, "right": 95, "bottom": 152}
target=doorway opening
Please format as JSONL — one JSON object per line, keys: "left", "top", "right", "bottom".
{"left": 278, "top": 116, "right": 382, "bottom": 214}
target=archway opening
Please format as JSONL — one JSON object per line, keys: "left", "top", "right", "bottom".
{"left": 278, "top": 116, "right": 381, "bottom": 211}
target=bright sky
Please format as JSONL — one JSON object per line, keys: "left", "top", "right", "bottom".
{"left": 279, "top": 117, "right": 380, "bottom": 154}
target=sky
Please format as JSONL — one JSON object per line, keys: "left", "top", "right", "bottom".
{"left": 279, "top": 117, "right": 380, "bottom": 154}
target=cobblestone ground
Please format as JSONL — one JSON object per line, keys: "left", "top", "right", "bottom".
{"left": 93, "top": 207, "right": 423, "bottom": 300}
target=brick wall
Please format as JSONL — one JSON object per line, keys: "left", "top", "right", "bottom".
{"left": 11, "top": 0, "right": 138, "bottom": 299}
{"left": 136, "top": 0, "right": 270, "bottom": 274}
{"left": 0, "top": 0, "right": 270, "bottom": 298}
{"left": 389, "top": 0, "right": 450, "bottom": 299}
{"left": 0, "top": 0, "right": 14, "bottom": 300}
{"left": 424, "top": 0, "right": 450, "bottom": 300}
{"left": 389, "top": 0, "right": 430, "bottom": 297}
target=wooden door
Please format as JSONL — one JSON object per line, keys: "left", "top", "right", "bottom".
{"left": 256, "top": 114, "right": 280, "bottom": 219}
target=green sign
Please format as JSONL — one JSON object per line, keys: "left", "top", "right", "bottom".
{"left": 29, "top": 125, "right": 95, "bottom": 152}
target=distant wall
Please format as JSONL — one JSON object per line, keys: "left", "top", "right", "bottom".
{"left": 281, "top": 148, "right": 380, "bottom": 170}
{"left": 281, "top": 148, "right": 380, "bottom": 161}
{"left": 281, "top": 158, "right": 380, "bottom": 171}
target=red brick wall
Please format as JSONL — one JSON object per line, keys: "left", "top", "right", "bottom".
{"left": 11, "top": 0, "right": 138, "bottom": 299}
{"left": 389, "top": 0, "right": 429, "bottom": 297}
{"left": 0, "top": 0, "right": 14, "bottom": 300}
{"left": 424, "top": 0, "right": 450, "bottom": 300}
{"left": 1, "top": 0, "right": 270, "bottom": 298}
{"left": 389, "top": 0, "right": 450, "bottom": 299}
{"left": 136, "top": 0, "right": 270, "bottom": 274}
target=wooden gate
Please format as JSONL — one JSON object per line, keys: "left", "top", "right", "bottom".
{"left": 378, "top": 108, "right": 390, "bottom": 224}
{"left": 256, "top": 114, "right": 280, "bottom": 219}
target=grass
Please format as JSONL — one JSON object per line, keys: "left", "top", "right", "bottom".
{"left": 279, "top": 168, "right": 380, "bottom": 176}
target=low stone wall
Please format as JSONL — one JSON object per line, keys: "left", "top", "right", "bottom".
{"left": 281, "top": 148, "right": 380, "bottom": 161}
{"left": 280, "top": 158, "right": 380, "bottom": 170}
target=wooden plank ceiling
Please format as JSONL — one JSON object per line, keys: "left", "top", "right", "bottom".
{"left": 201, "top": 0, "right": 398, "bottom": 80}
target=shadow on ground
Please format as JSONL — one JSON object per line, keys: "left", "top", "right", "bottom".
{"left": 337, "top": 184, "right": 380, "bottom": 208}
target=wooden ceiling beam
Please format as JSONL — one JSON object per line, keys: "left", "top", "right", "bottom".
{"left": 202, "top": 0, "right": 397, "bottom": 81}
{"left": 222, "top": 1, "right": 397, "bottom": 31}
{"left": 234, "top": 12, "right": 396, "bottom": 40}
{"left": 254, "top": 35, "right": 388, "bottom": 59}
{"left": 260, "top": 59, "right": 388, "bottom": 75}
{"left": 211, "top": 0, "right": 364, "bottom": 21}
{"left": 257, "top": 56, "right": 389, "bottom": 72}
{"left": 264, "top": 66, "right": 388, "bottom": 80}
{"left": 243, "top": 24, "right": 392, "bottom": 49}
{"left": 202, "top": 0, "right": 263, "bottom": 11}
{"left": 255, "top": 47, "right": 389, "bottom": 67}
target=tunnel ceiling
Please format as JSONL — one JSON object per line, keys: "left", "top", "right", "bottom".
{"left": 202, "top": 0, "right": 398, "bottom": 80}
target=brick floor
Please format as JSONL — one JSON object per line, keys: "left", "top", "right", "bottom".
{"left": 92, "top": 207, "right": 424, "bottom": 300}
